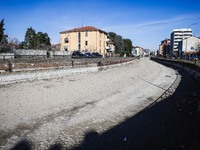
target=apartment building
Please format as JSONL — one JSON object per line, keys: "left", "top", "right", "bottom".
{"left": 158, "top": 38, "right": 170, "bottom": 57}
{"left": 60, "top": 26, "right": 108, "bottom": 55}
{"left": 170, "top": 28, "right": 192, "bottom": 57}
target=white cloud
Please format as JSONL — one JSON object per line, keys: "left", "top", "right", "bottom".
{"left": 104, "top": 14, "right": 195, "bottom": 31}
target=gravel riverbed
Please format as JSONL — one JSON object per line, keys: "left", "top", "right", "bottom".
{"left": 0, "top": 58, "right": 181, "bottom": 149}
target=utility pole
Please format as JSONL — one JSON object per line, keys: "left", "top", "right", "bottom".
{"left": 82, "top": 19, "right": 84, "bottom": 27}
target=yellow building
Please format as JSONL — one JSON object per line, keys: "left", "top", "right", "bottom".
{"left": 60, "top": 26, "right": 108, "bottom": 55}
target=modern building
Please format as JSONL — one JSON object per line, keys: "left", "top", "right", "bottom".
{"left": 178, "top": 36, "right": 200, "bottom": 59}
{"left": 170, "top": 28, "right": 192, "bottom": 57}
{"left": 60, "top": 26, "right": 109, "bottom": 55}
{"left": 158, "top": 38, "right": 170, "bottom": 58}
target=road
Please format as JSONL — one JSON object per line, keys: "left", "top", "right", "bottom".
{"left": 0, "top": 58, "right": 178, "bottom": 149}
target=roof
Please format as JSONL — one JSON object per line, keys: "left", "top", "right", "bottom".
{"left": 133, "top": 46, "right": 142, "bottom": 48}
{"left": 172, "top": 28, "right": 192, "bottom": 32}
{"left": 60, "top": 26, "right": 107, "bottom": 34}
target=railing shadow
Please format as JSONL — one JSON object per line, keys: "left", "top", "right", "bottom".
{"left": 10, "top": 139, "right": 32, "bottom": 150}
{"left": 70, "top": 63, "right": 200, "bottom": 150}
{"left": 70, "top": 69, "right": 200, "bottom": 150}
{"left": 11, "top": 64, "right": 200, "bottom": 150}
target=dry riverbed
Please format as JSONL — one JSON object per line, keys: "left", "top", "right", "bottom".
{"left": 0, "top": 58, "right": 178, "bottom": 149}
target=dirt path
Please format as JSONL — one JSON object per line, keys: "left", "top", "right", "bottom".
{"left": 0, "top": 58, "right": 178, "bottom": 149}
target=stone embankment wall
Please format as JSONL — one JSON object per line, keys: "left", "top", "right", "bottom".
{"left": 0, "top": 53, "right": 14, "bottom": 59}
{"left": 0, "top": 58, "right": 135, "bottom": 74}
{"left": 150, "top": 57, "right": 200, "bottom": 86}
{"left": 53, "top": 51, "right": 71, "bottom": 56}
{"left": 0, "top": 58, "right": 135, "bottom": 85}
{"left": 14, "top": 49, "right": 47, "bottom": 56}
{"left": 0, "top": 50, "right": 71, "bottom": 60}
{"left": 14, "top": 49, "right": 71, "bottom": 56}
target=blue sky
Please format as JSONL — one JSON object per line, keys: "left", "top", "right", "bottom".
{"left": 1, "top": 0, "right": 200, "bottom": 51}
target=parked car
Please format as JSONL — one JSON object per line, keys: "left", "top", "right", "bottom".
{"left": 85, "top": 52, "right": 94, "bottom": 58}
{"left": 71, "top": 51, "right": 87, "bottom": 59}
{"left": 92, "top": 52, "right": 103, "bottom": 58}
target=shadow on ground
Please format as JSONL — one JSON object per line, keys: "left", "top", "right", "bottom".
{"left": 11, "top": 139, "right": 32, "bottom": 150}
{"left": 11, "top": 64, "right": 200, "bottom": 150}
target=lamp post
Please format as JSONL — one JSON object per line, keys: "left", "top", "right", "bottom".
{"left": 185, "top": 23, "right": 198, "bottom": 59}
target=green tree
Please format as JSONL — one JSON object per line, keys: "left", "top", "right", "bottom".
{"left": 18, "top": 41, "right": 26, "bottom": 49}
{"left": 24, "top": 27, "right": 37, "bottom": 49}
{"left": 108, "top": 32, "right": 116, "bottom": 40}
{"left": 36, "top": 32, "right": 51, "bottom": 49}
{"left": 0, "top": 19, "right": 9, "bottom": 52}
{"left": 123, "top": 38, "right": 132, "bottom": 56}
{"left": 23, "top": 27, "right": 51, "bottom": 49}
{"left": 115, "top": 35, "right": 124, "bottom": 54}
{"left": 108, "top": 32, "right": 124, "bottom": 54}
{"left": 0, "top": 19, "right": 5, "bottom": 43}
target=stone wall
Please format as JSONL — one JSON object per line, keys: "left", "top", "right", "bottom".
{"left": 13, "top": 49, "right": 71, "bottom": 58}
{"left": 0, "top": 53, "right": 14, "bottom": 59}
{"left": 14, "top": 49, "right": 47, "bottom": 56}
{"left": 53, "top": 51, "right": 71, "bottom": 56}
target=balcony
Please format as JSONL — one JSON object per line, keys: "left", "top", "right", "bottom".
{"left": 106, "top": 39, "right": 114, "bottom": 44}
{"left": 106, "top": 46, "right": 110, "bottom": 50}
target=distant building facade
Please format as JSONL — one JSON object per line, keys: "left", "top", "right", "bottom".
{"left": 143, "top": 49, "right": 150, "bottom": 57}
{"left": 170, "top": 28, "right": 192, "bottom": 57}
{"left": 133, "top": 46, "right": 143, "bottom": 57}
{"left": 158, "top": 38, "right": 170, "bottom": 58}
{"left": 131, "top": 47, "right": 136, "bottom": 56}
{"left": 60, "top": 26, "right": 109, "bottom": 55}
{"left": 178, "top": 36, "right": 200, "bottom": 59}
{"left": 106, "top": 39, "right": 115, "bottom": 53}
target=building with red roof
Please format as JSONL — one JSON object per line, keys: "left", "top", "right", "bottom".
{"left": 60, "top": 26, "right": 109, "bottom": 55}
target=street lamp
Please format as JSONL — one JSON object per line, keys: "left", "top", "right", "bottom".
{"left": 187, "top": 23, "right": 198, "bottom": 30}
{"left": 185, "top": 23, "right": 198, "bottom": 59}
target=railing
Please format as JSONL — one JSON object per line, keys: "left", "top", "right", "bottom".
{"left": 145, "top": 71, "right": 181, "bottom": 110}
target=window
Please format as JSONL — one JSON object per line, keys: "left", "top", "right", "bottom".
{"left": 85, "top": 41, "right": 88, "bottom": 46}
{"left": 64, "top": 46, "right": 68, "bottom": 51}
{"left": 85, "top": 31, "right": 88, "bottom": 37}
{"left": 64, "top": 38, "right": 69, "bottom": 43}
{"left": 78, "top": 32, "right": 81, "bottom": 43}
{"left": 78, "top": 43, "right": 81, "bottom": 50}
